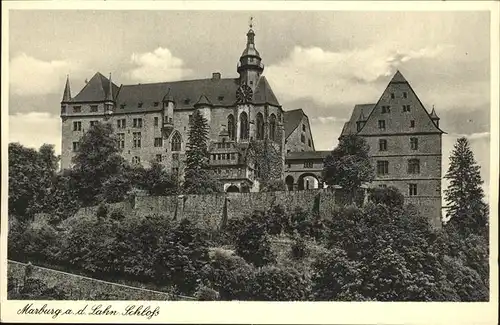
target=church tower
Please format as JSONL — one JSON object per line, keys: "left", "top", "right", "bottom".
{"left": 237, "top": 18, "right": 264, "bottom": 89}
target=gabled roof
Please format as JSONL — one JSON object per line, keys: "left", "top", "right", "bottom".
{"left": 72, "top": 72, "right": 119, "bottom": 103}
{"left": 340, "top": 103, "right": 376, "bottom": 136}
{"left": 283, "top": 109, "right": 305, "bottom": 139}
{"left": 194, "top": 94, "right": 213, "bottom": 106}
{"left": 389, "top": 70, "right": 408, "bottom": 84}
{"left": 253, "top": 76, "right": 280, "bottom": 106}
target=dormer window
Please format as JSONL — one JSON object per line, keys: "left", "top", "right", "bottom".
{"left": 138, "top": 102, "right": 143, "bottom": 108}
{"left": 381, "top": 106, "right": 391, "bottom": 114}
{"left": 218, "top": 96, "right": 224, "bottom": 101}
{"left": 120, "top": 104, "right": 126, "bottom": 109}
{"left": 154, "top": 102, "right": 159, "bottom": 107}
{"left": 184, "top": 99, "right": 190, "bottom": 105}
{"left": 403, "top": 92, "right": 408, "bottom": 98}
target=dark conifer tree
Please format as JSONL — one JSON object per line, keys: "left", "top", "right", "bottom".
{"left": 183, "top": 110, "right": 219, "bottom": 194}
{"left": 444, "top": 137, "right": 488, "bottom": 237}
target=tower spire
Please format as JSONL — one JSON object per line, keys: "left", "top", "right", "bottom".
{"left": 105, "top": 73, "right": 113, "bottom": 102}
{"left": 61, "top": 74, "right": 71, "bottom": 103}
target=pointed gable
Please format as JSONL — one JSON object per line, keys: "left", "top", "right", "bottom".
{"left": 357, "top": 70, "right": 444, "bottom": 135}
{"left": 72, "top": 72, "right": 119, "bottom": 103}
{"left": 283, "top": 109, "right": 304, "bottom": 139}
{"left": 341, "top": 103, "right": 376, "bottom": 136}
{"left": 253, "top": 76, "right": 280, "bottom": 106}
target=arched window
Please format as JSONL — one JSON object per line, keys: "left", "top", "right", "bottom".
{"left": 227, "top": 114, "right": 235, "bottom": 140}
{"left": 269, "top": 114, "right": 277, "bottom": 141}
{"left": 171, "top": 132, "right": 181, "bottom": 151}
{"left": 256, "top": 112, "right": 264, "bottom": 140}
{"left": 240, "top": 112, "right": 249, "bottom": 140}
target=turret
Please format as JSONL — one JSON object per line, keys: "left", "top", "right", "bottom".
{"left": 104, "top": 73, "right": 114, "bottom": 117}
{"left": 430, "top": 105, "right": 440, "bottom": 127}
{"left": 356, "top": 109, "right": 367, "bottom": 132}
{"left": 237, "top": 18, "right": 264, "bottom": 88}
{"left": 61, "top": 75, "right": 71, "bottom": 103}
{"left": 162, "top": 90, "right": 175, "bottom": 137}
{"left": 194, "top": 95, "right": 212, "bottom": 125}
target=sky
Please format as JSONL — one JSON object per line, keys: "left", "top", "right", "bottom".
{"left": 7, "top": 10, "right": 492, "bottom": 201}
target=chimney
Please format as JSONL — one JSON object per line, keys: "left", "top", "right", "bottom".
{"left": 212, "top": 72, "right": 221, "bottom": 80}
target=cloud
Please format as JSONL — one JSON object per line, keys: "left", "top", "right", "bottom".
{"left": 311, "top": 116, "right": 349, "bottom": 124}
{"left": 266, "top": 44, "right": 455, "bottom": 108}
{"left": 9, "top": 53, "right": 73, "bottom": 96}
{"left": 9, "top": 112, "right": 62, "bottom": 155}
{"left": 126, "top": 47, "right": 193, "bottom": 83}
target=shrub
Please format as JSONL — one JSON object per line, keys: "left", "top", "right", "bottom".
{"left": 195, "top": 285, "right": 220, "bottom": 301}
{"left": 291, "top": 236, "right": 308, "bottom": 260}
{"left": 235, "top": 214, "right": 276, "bottom": 267}
{"left": 248, "top": 265, "right": 311, "bottom": 301}
{"left": 96, "top": 203, "right": 108, "bottom": 219}
{"left": 368, "top": 186, "right": 404, "bottom": 209}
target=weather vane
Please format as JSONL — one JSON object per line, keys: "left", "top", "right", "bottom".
{"left": 249, "top": 16, "right": 254, "bottom": 29}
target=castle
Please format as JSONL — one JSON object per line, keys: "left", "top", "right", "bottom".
{"left": 60, "top": 26, "right": 443, "bottom": 226}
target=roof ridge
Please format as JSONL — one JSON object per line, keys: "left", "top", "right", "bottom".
{"left": 120, "top": 77, "right": 239, "bottom": 87}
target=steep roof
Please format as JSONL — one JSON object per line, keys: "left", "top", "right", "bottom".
{"left": 390, "top": 70, "right": 408, "bottom": 84}
{"left": 72, "top": 72, "right": 119, "bottom": 103}
{"left": 253, "top": 76, "right": 280, "bottom": 106}
{"left": 340, "top": 103, "right": 376, "bottom": 136}
{"left": 283, "top": 109, "right": 305, "bottom": 139}
{"left": 115, "top": 78, "right": 240, "bottom": 112}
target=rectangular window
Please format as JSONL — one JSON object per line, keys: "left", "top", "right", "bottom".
{"left": 403, "top": 105, "right": 411, "bottom": 112}
{"left": 72, "top": 141, "right": 79, "bottom": 152}
{"left": 117, "top": 133, "right": 125, "bottom": 149}
{"left": 304, "top": 162, "right": 313, "bottom": 168}
{"left": 90, "top": 105, "right": 98, "bottom": 112}
{"left": 138, "top": 102, "right": 143, "bottom": 108}
{"left": 154, "top": 117, "right": 159, "bottom": 126}
{"left": 117, "top": 119, "right": 126, "bottom": 129}
{"left": 154, "top": 102, "right": 159, "bottom": 107}
{"left": 308, "top": 139, "right": 312, "bottom": 147}
{"left": 390, "top": 93, "right": 395, "bottom": 99}
{"left": 90, "top": 120, "right": 99, "bottom": 127}
{"left": 381, "top": 106, "right": 391, "bottom": 114}
{"left": 156, "top": 154, "right": 162, "bottom": 162}
{"left": 133, "top": 132, "right": 142, "bottom": 148}
{"left": 379, "top": 139, "right": 387, "bottom": 151}
{"left": 154, "top": 137, "right": 163, "bottom": 147}
{"left": 408, "top": 159, "right": 420, "bottom": 174}
{"left": 73, "top": 121, "right": 82, "bottom": 131}
{"left": 377, "top": 161, "right": 389, "bottom": 175}
{"left": 410, "top": 137, "right": 418, "bottom": 150}
{"left": 301, "top": 134, "right": 305, "bottom": 143}
{"left": 410, "top": 120, "right": 415, "bottom": 128}
{"left": 378, "top": 120, "right": 386, "bottom": 130}
{"left": 132, "top": 156, "right": 141, "bottom": 164}
{"left": 188, "top": 115, "right": 193, "bottom": 125}
{"left": 133, "top": 118, "right": 143, "bottom": 128}
{"left": 403, "top": 92, "right": 408, "bottom": 99}
{"left": 409, "top": 183, "right": 418, "bottom": 196}
{"left": 379, "top": 184, "right": 387, "bottom": 188}
{"left": 302, "top": 124, "right": 306, "bottom": 132}
{"left": 73, "top": 106, "right": 81, "bottom": 113}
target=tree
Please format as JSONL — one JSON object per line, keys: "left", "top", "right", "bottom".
{"left": 323, "top": 135, "right": 374, "bottom": 204}
{"left": 8, "top": 143, "right": 58, "bottom": 219}
{"left": 72, "top": 123, "right": 130, "bottom": 206}
{"left": 183, "top": 110, "right": 219, "bottom": 194}
{"left": 444, "top": 137, "right": 488, "bottom": 237}
{"left": 235, "top": 212, "right": 276, "bottom": 267}
{"left": 368, "top": 186, "right": 404, "bottom": 209}
{"left": 136, "top": 161, "right": 178, "bottom": 196}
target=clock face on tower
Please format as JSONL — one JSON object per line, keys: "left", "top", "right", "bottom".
{"left": 236, "top": 84, "right": 253, "bottom": 103}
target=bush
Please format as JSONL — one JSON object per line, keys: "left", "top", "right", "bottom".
{"left": 260, "top": 179, "right": 287, "bottom": 192}
{"left": 248, "top": 265, "right": 311, "bottom": 301}
{"left": 96, "top": 203, "right": 108, "bottom": 219}
{"left": 291, "top": 236, "right": 308, "bottom": 260}
{"left": 368, "top": 186, "right": 404, "bottom": 209}
{"left": 235, "top": 213, "right": 276, "bottom": 267}
{"left": 195, "top": 285, "right": 220, "bottom": 301}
